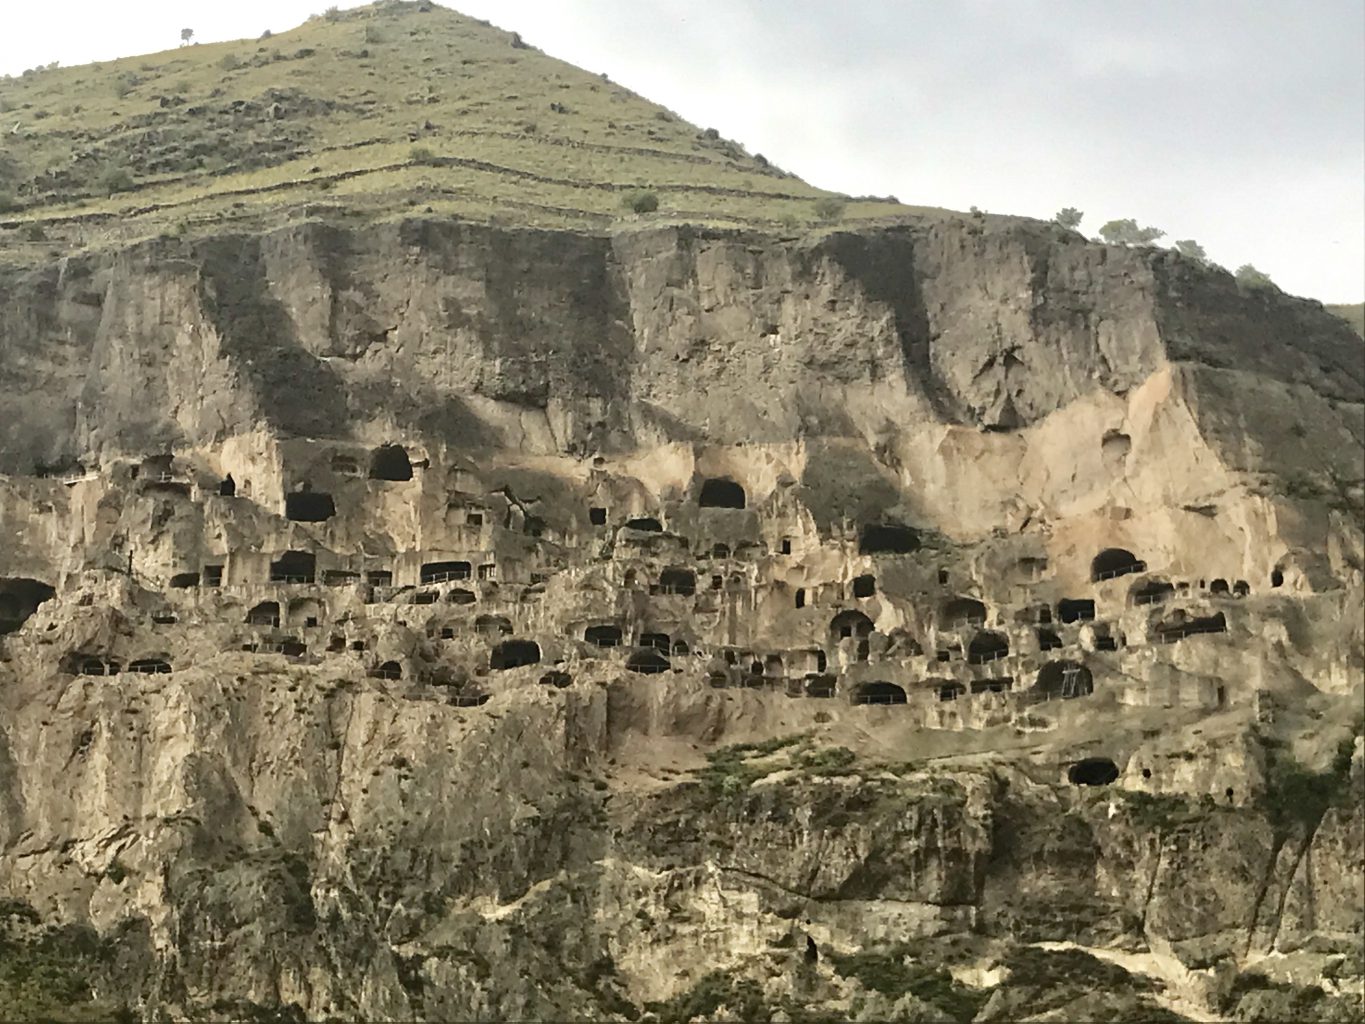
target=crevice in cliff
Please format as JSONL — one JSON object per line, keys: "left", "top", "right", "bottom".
{"left": 1242, "top": 832, "right": 1289, "bottom": 958}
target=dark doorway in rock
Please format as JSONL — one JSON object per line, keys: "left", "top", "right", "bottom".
{"left": 369, "top": 660, "right": 402, "bottom": 679}
{"left": 698, "top": 478, "right": 746, "bottom": 509}
{"left": 0, "top": 578, "right": 56, "bottom": 635}
{"left": 627, "top": 649, "right": 671, "bottom": 674}
{"left": 852, "top": 574, "right": 876, "bottom": 598}
{"left": 369, "top": 444, "right": 413, "bottom": 481}
{"left": 448, "top": 588, "right": 476, "bottom": 605}
{"left": 1129, "top": 579, "right": 1175, "bottom": 606}
{"left": 672, "top": 640, "right": 690, "bottom": 656}
{"left": 490, "top": 640, "right": 540, "bottom": 670}
{"left": 806, "top": 937, "right": 819, "bottom": 965}
{"left": 585, "top": 624, "right": 623, "bottom": 647}
{"left": 938, "top": 682, "right": 965, "bottom": 702}
{"left": 829, "top": 609, "right": 874, "bottom": 642}
{"left": 421, "top": 561, "right": 472, "bottom": 583}
{"left": 169, "top": 572, "right": 200, "bottom": 589}
{"left": 858, "top": 522, "right": 921, "bottom": 554}
{"left": 270, "top": 551, "right": 316, "bottom": 583}
{"left": 366, "top": 570, "right": 393, "bottom": 587}
{"left": 540, "top": 670, "right": 573, "bottom": 688}
{"left": 1068, "top": 757, "right": 1120, "bottom": 786}
{"left": 795, "top": 588, "right": 806, "bottom": 609}
{"left": 1057, "top": 598, "right": 1095, "bottom": 624}
{"left": 711, "top": 543, "right": 731, "bottom": 560}
{"left": 1233, "top": 580, "right": 1249, "bottom": 597}
{"left": 285, "top": 491, "right": 336, "bottom": 522}
{"left": 1034, "top": 661, "right": 1093, "bottom": 699}
{"left": 203, "top": 565, "right": 224, "bottom": 587}
{"left": 589, "top": 506, "right": 607, "bottom": 526}
{"left": 624, "top": 517, "right": 663, "bottom": 532}
{"left": 967, "top": 631, "right": 1009, "bottom": 665}
{"left": 659, "top": 568, "right": 697, "bottom": 596}
{"left": 971, "top": 677, "right": 1013, "bottom": 694}
{"left": 1270, "top": 569, "right": 1284, "bottom": 588}
{"left": 781, "top": 538, "right": 792, "bottom": 555}
{"left": 219, "top": 475, "right": 236, "bottom": 497}
{"left": 1209, "top": 578, "right": 1230, "bottom": 595}
{"left": 1091, "top": 548, "right": 1145, "bottom": 582}
{"left": 852, "top": 681, "right": 907, "bottom": 705}
{"left": 247, "top": 601, "right": 281, "bottom": 627}
{"left": 476, "top": 614, "right": 514, "bottom": 637}
{"left": 940, "top": 597, "right": 987, "bottom": 628}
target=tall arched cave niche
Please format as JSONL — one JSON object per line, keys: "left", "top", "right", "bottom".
{"left": 490, "top": 640, "right": 540, "bottom": 670}
{"left": 851, "top": 681, "right": 907, "bottom": 705}
{"left": 1033, "top": 660, "right": 1093, "bottom": 699}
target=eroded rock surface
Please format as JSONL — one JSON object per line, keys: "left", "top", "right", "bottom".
{"left": 1, "top": 213, "right": 1362, "bottom": 1022}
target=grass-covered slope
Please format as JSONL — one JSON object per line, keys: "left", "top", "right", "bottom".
{"left": 1327, "top": 303, "right": 1364, "bottom": 338}
{"left": 0, "top": 0, "right": 923, "bottom": 253}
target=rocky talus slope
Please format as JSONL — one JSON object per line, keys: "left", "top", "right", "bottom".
{"left": 2, "top": 10, "right": 1364, "bottom": 1024}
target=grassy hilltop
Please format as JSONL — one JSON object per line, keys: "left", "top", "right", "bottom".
{"left": 0, "top": 1, "right": 925, "bottom": 254}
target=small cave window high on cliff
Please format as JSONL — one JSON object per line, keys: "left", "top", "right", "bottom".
{"left": 1034, "top": 661, "right": 1093, "bottom": 700}
{"left": 324, "top": 570, "right": 360, "bottom": 586}
{"left": 491, "top": 640, "right": 541, "bottom": 670}
{"left": 1068, "top": 757, "right": 1120, "bottom": 786}
{"left": 795, "top": 588, "right": 806, "bottom": 609}
{"left": 627, "top": 649, "right": 672, "bottom": 674}
{"left": 1057, "top": 598, "right": 1095, "bottom": 624}
{"left": 1091, "top": 548, "right": 1145, "bottom": 582}
{"left": 246, "top": 601, "right": 281, "bottom": 627}
{"left": 659, "top": 568, "right": 696, "bottom": 596}
{"left": 169, "top": 572, "right": 200, "bottom": 589}
{"left": 858, "top": 522, "right": 921, "bottom": 555}
{"left": 852, "top": 681, "right": 907, "bottom": 705}
{"left": 218, "top": 475, "right": 236, "bottom": 497}
{"left": 288, "top": 598, "right": 323, "bottom": 628}
{"left": 940, "top": 597, "right": 987, "bottom": 628}
{"left": 852, "top": 575, "right": 876, "bottom": 599}
{"left": 1233, "top": 580, "right": 1250, "bottom": 597}
{"left": 711, "top": 543, "right": 731, "bottom": 560}
{"left": 270, "top": 551, "right": 316, "bottom": 584}
{"left": 1037, "top": 628, "right": 1063, "bottom": 652}
{"left": 589, "top": 506, "right": 608, "bottom": 526}
{"left": 967, "top": 631, "right": 1010, "bottom": 665}
{"left": 624, "top": 517, "right": 663, "bottom": 532}
{"left": 368, "top": 444, "right": 413, "bottom": 482}
{"left": 585, "top": 624, "right": 623, "bottom": 648}
{"left": 1271, "top": 568, "right": 1284, "bottom": 588}
{"left": 285, "top": 491, "right": 337, "bottom": 522}
{"left": 476, "top": 614, "right": 515, "bottom": 637}
{"left": 698, "top": 478, "right": 746, "bottom": 509}
{"left": 829, "top": 609, "right": 874, "bottom": 641}
{"left": 1210, "top": 578, "right": 1230, "bottom": 595}
{"left": 541, "top": 670, "right": 573, "bottom": 689}
{"left": 1129, "top": 579, "right": 1175, "bottom": 606}
{"left": 938, "top": 682, "right": 965, "bottom": 702}
{"left": 128, "top": 658, "right": 172, "bottom": 674}
{"left": 448, "top": 588, "right": 477, "bottom": 605}
{"left": 421, "top": 561, "right": 472, "bottom": 584}
{"left": 366, "top": 570, "right": 393, "bottom": 587}
{"left": 203, "top": 565, "right": 224, "bottom": 587}
{"left": 805, "top": 675, "right": 837, "bottom": 698}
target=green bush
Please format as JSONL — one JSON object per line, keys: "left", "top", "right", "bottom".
{"left": 1235, "top": 263, "right": 1276, "bottom": 289}
{"left": 218, "top": 53, "right": 242, "bottom": 71}
{"left": 96, "top": 166, "right": 134, "bottom": 195}
{"left": 623, "top": 189, "right": 659, "bottom": 214}
{"left": 1053, "top": 207, "right": 1083, "bottom": 229}
{"left": 812, "top": 196, "right": 846, "bottom": 222}
{"left": 408, "top": 145, "right": 438, "bottom": 165}
{"left": 829, "top": 946, "right": 988, "bottom": 1023}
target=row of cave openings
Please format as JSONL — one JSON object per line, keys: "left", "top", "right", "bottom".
{"left": 755, "top": 659, "right": 1097, "bottom": 706}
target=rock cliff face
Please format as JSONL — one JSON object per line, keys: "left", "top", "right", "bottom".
{"left": 1, "top": 209, "right": 1361, "bottom": 1023}
{"left": 3, "top": 29, "right": 1365, "bottom": 1023}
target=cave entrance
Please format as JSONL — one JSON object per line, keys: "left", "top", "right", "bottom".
{"left": 285, "top": 491, "right": 336, "bottom": 522}
{"left": 490, "top": 640, "right": 540, "bottom": 670}
{"left": 270, "top": 552, "right": 316, "bottom": 584}
{"left": 858, "top": 522, "right": 921, "bottom": 555}
{"left": 476, "top": 615, "right": 514, "bottom": 637}
{"left": 1129, "top": 579, "right": 1175, "bottom": 606}
{"left": 1033, "top": 660, "right": 1093, "bottom": 699}
{"left": 698, "top": 478, "right": 746, "bottom": 509}
{"left": 585, "top": 624, "right": 623, "bottom": 648}
{"left": 0, "top": 579, "right": 55, "bottom": 635}
{"left": 368, "top": 444, "right": 413, "bottom": 482}
{"left": 369, "top": 660, "right": 403, "bottom": 680}
{"left": 627, "top": 649, "right": 672, "bottom": 675}
{"left": 659, "top": 568, "right": 697, "bottom": 596}
{"left": 1209, "top": 578, "right": 1230, "bottom": 595}
{"left": 1057, "top": 598, "right": 1095, "bottom": 624}
{"left": 624, "top": 517, "right": 662, "bottom": 532}
{"left": 1091, "top": 548, "right": 1145, "bottom": 582}
{"left": 169, "top": 572, "right": 200, "bottom": 589}
{"left": 851, "top": 574, "right": 876, "bottom": 598}
{"left": 851, "top": 681, "right": 907, "bottom": 705}
{"left": 1068, "top": 758, "right": 1120, "bottom": 786}
{"left": 246, "top": 601, "right": 281, "bottom": 627}
{"left": 128, "top": 658, "right": 173, "bottom": 674}
{"left": 218, "top": 475, "right": 236, "bottom": 497}
{"left": 804, "top": 675, "right": 837, "bottom": 698}
{"left": 287, "top": 598, "right": 323, "bottom": 628}
{"left": 829, "top": 610, "right": 874, "bottom": 641}
{"left": 421, "top": 561, "right": 472, "bottom": 584}
{"left": 940, "top": 597, "right": 987, "bottom": 628}
{"left": 967, "top": 631, "right": 1009, "bottom": 665}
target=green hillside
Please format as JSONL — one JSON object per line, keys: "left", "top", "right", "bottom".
{"left": 0, "top": 1, "right": 923, "bottom": 252}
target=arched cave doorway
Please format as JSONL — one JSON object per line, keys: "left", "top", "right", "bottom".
{"left": 584, "top": 624, "right": 623, "bottom": 648}
{"left": 940, "top": 597, "right": 987, "bottom": 628}
{"left": 369, "top": 444, "right": 413, "bottom": 482}
{"left": 967, "top": 631, "right": 1010, "bottom": 665}
{"left": 851, "top": 681, "right": 907, "bottom": 705}
{"left": 1033, "top": 660, "right": 1093, "bottom": 699}
{"left": 490, "top": 640, "right": 540, "bottom": 670}
{"left": 698, "top": 478, "right": 746, "bottom": 509}
{"left": 627, "top": 649, "right": 671, "bottom": 675}
{"left": 1091, "top": 548, "right": 1145, "bottom": 582}
{"left": 1068, "top": 757, "right": 1120, "bottom": 786}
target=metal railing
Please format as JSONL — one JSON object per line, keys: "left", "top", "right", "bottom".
{"left": 1093, "top": 561, "right": 1147, "bottom": 582}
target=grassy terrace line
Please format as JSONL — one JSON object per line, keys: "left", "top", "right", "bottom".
{"left": 0, "top": 0, "right": 929, "bottom": 253}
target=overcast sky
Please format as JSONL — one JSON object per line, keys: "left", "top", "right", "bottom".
{"left": 3, "top": 1, "right": 1362, "bottom": 301}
